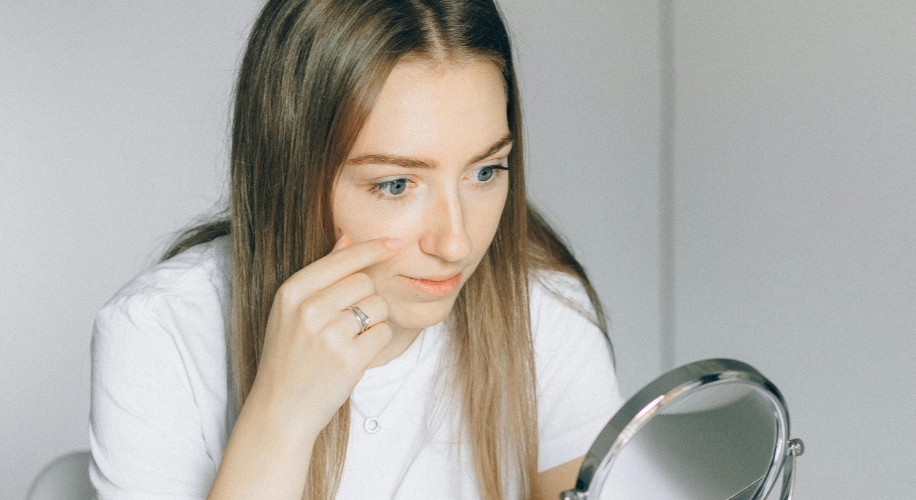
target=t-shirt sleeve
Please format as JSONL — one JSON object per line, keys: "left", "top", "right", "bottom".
{"left": 90, "top": 293, "right": 217, "bottom": 500}
{"left": 532, "top": 273, "right": 624, "bottom": 472}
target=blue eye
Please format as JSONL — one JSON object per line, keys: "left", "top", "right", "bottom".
{"left": 472, "top": 165, "right": 508, "bottom": 182}
{"left": 376, "top": 178, "right": 408, "bottom": 196}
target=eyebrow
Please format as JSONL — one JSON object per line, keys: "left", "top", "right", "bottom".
{"left": 346, "top": 133, "right": 513, "bottom": 169}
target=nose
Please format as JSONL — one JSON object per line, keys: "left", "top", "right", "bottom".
{"left": 419, "top": 188, "right": 473, "bottom": 263}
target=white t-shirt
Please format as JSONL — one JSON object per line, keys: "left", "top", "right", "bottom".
{"left": 90, "top": 237, "right": 623, "bottom": 499}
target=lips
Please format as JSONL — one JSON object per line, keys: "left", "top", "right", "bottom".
{"left": 402, "top": 273, "right": 462, "bottom": 297}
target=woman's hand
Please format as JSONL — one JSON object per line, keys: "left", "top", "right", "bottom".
{"left": 251, "top": 235, "right": 402, "bottom": 437}
{"left": 208, "top": 235, "right": 401, "bottom": 500}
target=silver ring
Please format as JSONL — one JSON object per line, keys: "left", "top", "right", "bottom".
{"left": 348, "top": 306, "right": 370, "bottom": 334}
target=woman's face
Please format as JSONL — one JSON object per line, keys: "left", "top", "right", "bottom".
{"left": 333, "top": 58, "right": 511, "bottom": 334}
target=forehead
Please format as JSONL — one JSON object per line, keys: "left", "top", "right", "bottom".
{"left": 348, "top": 58, "right": 510, "bottom": 161}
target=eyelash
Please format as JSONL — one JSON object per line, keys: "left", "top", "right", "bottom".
{"left": 371, "top": 178, "right": 412, "bottom": 199}
{"left": 369, "top": 165, "right": 510, "bottom": 199}
{"left": 471, "top": 165, "right": 510, "bottom": 184}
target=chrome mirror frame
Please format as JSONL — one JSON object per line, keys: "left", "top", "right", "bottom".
{"left": 560, "top": 359, "right": 804, "bottom": 500}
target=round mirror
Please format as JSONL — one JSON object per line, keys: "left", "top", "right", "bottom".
{"left": 561, "top": 359, "right": 804, "bottom": 500}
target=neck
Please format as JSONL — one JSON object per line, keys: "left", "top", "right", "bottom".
{"left": 368, "top": 323, "right": 423, "bottom": 368}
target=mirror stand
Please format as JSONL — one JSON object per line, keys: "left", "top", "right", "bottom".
{"left": 777, "top": 438, "right": 804, "bottom": 500}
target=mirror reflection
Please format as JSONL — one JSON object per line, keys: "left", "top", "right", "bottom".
{"left": 564, "top": 359, "right": 804, "bottom": 500}
{"left": 599, "top": 383, "right": 778, "bottom": 500}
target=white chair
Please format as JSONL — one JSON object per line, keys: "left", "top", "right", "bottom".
{"left": 26, "top": 450, "right": 95, "bottom": 500}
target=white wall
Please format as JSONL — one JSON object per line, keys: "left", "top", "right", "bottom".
{"left": 0, "top": 1, "right": 661, "bottom": 498}
{"left": 671, "top": 2, "right": 916, "bottom": 498}
{"left": 501, "top": 0, "right": 663, "bottom": 397}
{"left": 1, "top": 2, "right": 261, "bottom": 497}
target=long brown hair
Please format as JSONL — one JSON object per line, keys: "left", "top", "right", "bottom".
{"left": 165, "top": 1, "right": 610, "bottom": 498}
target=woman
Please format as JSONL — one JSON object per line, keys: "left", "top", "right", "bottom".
{"left": 89, "top": 0, "right": 622, "bottom": 499}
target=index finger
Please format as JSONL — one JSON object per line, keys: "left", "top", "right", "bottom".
{"left": 284, "top": 237, "right": 402, "bottom": 297}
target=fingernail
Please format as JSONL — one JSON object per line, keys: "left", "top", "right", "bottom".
{"left": 385, "top": 238, "right": 402, "bottom": 250}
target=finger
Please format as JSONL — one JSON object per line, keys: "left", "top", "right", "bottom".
{"left": 328, "top": 272, "right": 376, "bottom": 305}
{"left": 349, "top": 295, "right": 389, "bottom": 332}
{"left": 326, "top": 294, "right": 390, "bottom": 337}
{"left": 288, "top": 273, "right": 375, "bottom": 329}
{"left": 306, "top": 272, "right": 376, "bottom": 321}
{"left": 352, "top": 322, "right": 393, "bottom": 366}
{"left": 284, "top": 238, "right": 402, "bottom": 299}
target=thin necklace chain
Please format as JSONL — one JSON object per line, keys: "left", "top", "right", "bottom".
{"left": 350, "top": 332, "right": 424, "bottom": 433}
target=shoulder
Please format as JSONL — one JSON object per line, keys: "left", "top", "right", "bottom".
{"left": 528, "top": 271, "right": 622, "bottom": 471}
{"left": 529, "top": 271, "right": 596, "bottom": 320}
{"left": 97, "top": 236, "right": 231, "bottom": 335}
{"left": 528, "top": 269, "right": 615, "bottom": 386}
{"left": 90, "top": 237, "right": 232, "bottom": 497}
{"left": 102, "top": 236, "right": 231, "bottom": 311}
{"left": 92, "top": 236, "right": 232, "bottom": 389}
{"left": 529, "top": 270, "right": 604, "bottom": 348}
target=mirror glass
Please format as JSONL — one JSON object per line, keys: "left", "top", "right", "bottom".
{"left": 564, "top": 359, "right": 799, "bottom": 500}
{"left": 598, "top": 383, "right": 778, "bottom": 499}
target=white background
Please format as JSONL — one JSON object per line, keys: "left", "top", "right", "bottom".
{"left": 1, "top": 1, "right": 913, "bottom": 499}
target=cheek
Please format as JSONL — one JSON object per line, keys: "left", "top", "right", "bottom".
{"left": 335, "top": 205, "right": 422, "bottom": 243}
{"left": 333, "top": 184, "right": 420, "bottom": 242}
{"left": 468, "top": 187, "right": 508, "bottom": 246}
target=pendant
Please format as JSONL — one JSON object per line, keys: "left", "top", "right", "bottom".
{"left": 363, "top": 417, "right": 381, "bottom": 434}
